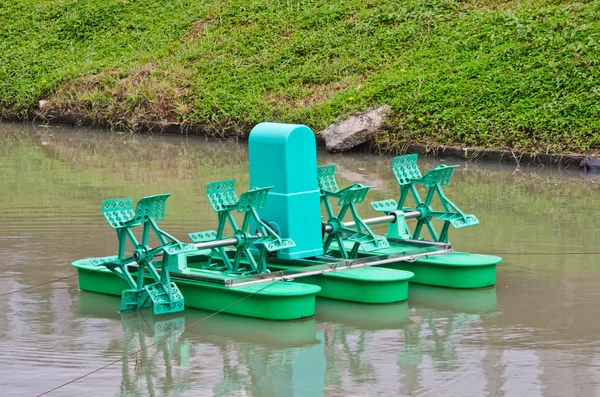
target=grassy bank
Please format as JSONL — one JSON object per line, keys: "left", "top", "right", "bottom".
{"left": 2, "top": 0, "right": 600, "bottom": 153}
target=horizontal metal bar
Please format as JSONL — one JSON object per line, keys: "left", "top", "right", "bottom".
{"left": 324, "top": 210, "right": 420, "bottom": 232}
{"left": 225, "top": 246, "right": 452, "bottom": 287}
{"left": 403, "top": 211, "right": 421, "bottom": 220}
{"left": 150, "top": 236, "right": 240, "bottom": 260}
{"left": 192, "top": 237, "right": 239, "bottom": 250}
{"left": 387, "top": 237, "right": 451, "bottom": 248}
{"left": 176, "top": 211, "right": 423, "bottom": 251}
{"left": 168, "top": 271, "right": 229, "bottom": 285}
{"left": 342, "top": 214, "right": 395, "bottom": 229}
{"left": 131, "top": 244, "right": 452, "bottom": 287}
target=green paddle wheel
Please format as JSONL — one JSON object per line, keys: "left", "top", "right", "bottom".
{"left": 318, "top": 154, "right": 479, "bottom": 248}
{"left": 317, "top": 164, "right": 389, "bottom": 259}
{"left": 382, "top": 154, "right": 479, "bottom": 243}
{"left": 90, "top": 194, "right": 196, "bottom": 314}
{"left": 188, "top": 180, "right": 295, "bottom": 275}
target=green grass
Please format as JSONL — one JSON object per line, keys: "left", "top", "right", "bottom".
{"left": 2, "top": 0, "right": 600, "bottom": 153}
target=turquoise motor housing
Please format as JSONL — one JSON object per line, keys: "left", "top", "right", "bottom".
{"left": 248, "top": 122, "right": 324, "bottom": 260}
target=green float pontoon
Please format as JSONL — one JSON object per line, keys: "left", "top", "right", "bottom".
{"left": 73, "top": 122, "right": 500, "bottom": 320}
{"left": 331, "top": 239, "right": 500, "bottom": 289}
{"left": 73, "top": 258, "right": 320, "bottom": 321}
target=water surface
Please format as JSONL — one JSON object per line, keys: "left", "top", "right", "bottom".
{"left": 1, "top": 122, "right": 599, "bottom": 396}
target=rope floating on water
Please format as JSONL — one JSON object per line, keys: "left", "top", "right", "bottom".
{"left": 0, "top": 270, "right": 93, "bottom": 298}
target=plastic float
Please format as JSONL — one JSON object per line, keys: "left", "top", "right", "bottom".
{"left": 72, "top": 122, "right": 501, "bottom": 320}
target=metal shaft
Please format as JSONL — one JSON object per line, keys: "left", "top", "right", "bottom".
{"left": 168, "top": 210, "right": 421, "bottom": 252}
{"left": 192, "top": 237, "right": 239, "bottom": 250}
{"left": 324, "top": 210, "right": 421, "bottom": 232}
{"left": 223, "top": 246, "right": 450, "bottom": 287}
{"left": 151, "top": 236, "right": 240, "bottom": 260}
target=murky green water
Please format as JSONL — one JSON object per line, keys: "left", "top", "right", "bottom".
{"left": 1, "top": 122, "right": 600, "bottom": 397}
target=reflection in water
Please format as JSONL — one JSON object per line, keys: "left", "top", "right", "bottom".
{"left": 118, "top": 312, "right": 189, "bottom": 397}
{"left": 317, "top": 287, "right": 500, "bottom": 396}
{"left": 2, "top": 123, "right": 600, "bottom": 396}
{"left": 409, "top": 284, "right": 498, "bottom": 314}
{"left": 79, "top": 292, "right": 321, "bottom": 349}
{"left": 78, "top": 292, "right": 324, "bottom": 396}
{"left": 316, "top": 299, "right": 411, "bottom": 330}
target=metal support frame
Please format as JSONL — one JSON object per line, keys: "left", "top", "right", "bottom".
{"left": 139, "top": 241, "right": 453, "bottom": 288}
